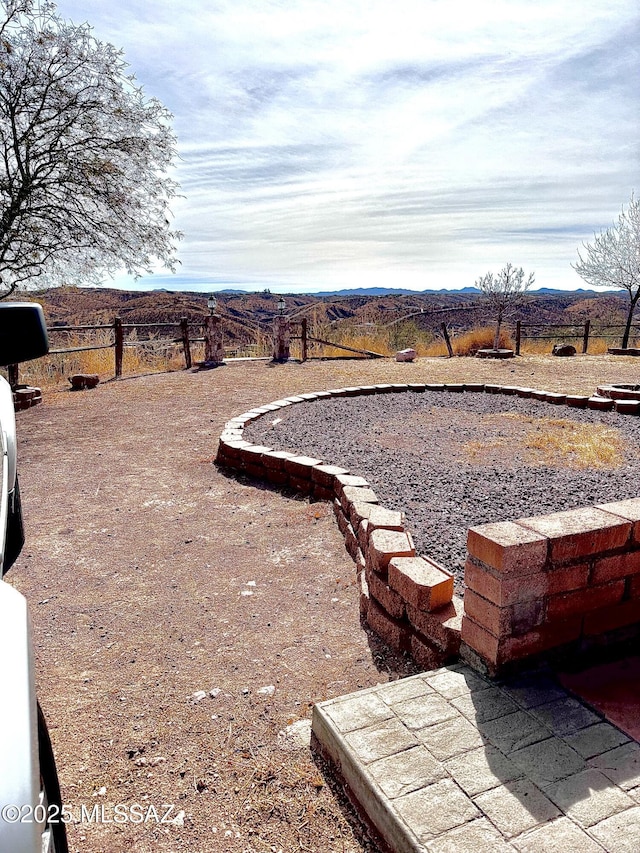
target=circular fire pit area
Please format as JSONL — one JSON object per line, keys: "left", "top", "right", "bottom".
{"left": 217, "top": 381, "right": 640, "bottom": 677}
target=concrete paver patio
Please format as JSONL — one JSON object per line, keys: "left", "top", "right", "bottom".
{"left": 312, "top": 663, "right": 640, "bottom": 852}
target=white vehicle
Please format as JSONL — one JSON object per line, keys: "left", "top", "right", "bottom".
{"left": 0, "top": 304, "right": 68, "bottom": 853}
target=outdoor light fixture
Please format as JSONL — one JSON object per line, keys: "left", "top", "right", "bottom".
{"left": 207, "top": 294, "right": 217, "bottom": 315}
{"left": 277, "top": 296, "right": 286, "bottom": 315}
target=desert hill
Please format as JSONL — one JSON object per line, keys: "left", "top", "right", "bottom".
{"left": 21, "top": 285, "right": 631, "bottom": 351}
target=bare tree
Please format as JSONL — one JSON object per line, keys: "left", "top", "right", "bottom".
{"left": 0, "top": 0, "right": 181, "bottom": 297}
{"left": 475, "top": 262, "right": 535, "bottom": 350}
{"left": 573, "top": 195, "right": 640, "bottom": 348}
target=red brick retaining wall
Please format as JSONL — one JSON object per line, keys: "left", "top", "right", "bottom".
{"left": 215, "top": 381, "right": 640, "bottom": 676}
{"left": 461, "top": 500, "right": 640, "bottom": 675}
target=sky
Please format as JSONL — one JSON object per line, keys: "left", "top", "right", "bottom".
{"left": 54, "top": 0, "right": 639, "bottom": 294}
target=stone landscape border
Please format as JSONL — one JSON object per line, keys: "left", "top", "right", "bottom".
{"left": 215, "top": 381, "right": 640, "bottom": 676}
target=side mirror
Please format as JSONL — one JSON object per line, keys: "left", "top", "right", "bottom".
{"left": 0, "top": 303, "right": 49, "bottom": 367}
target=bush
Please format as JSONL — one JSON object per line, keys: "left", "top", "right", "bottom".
{"left": 451, "top": 326, "right": 514, "bottom": 356}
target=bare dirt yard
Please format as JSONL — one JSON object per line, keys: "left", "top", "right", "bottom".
{"left": 9, "top": 354, "right": 640, "bottom": 853}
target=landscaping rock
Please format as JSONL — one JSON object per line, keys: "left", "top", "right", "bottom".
{"left": 552, "top": 344, "right": 577, "bottom": 357}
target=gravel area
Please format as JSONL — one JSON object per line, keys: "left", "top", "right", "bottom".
{"left": 245, "top": 391, "right": 640, "bottom": 588}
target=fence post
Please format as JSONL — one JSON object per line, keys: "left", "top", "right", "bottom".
{"left": 515, "top": 320, "right": 521, "bottom": 356}
{"left": 301, "top": 318, "right": 308, "bottom": 362}
{"left": 441, "top": 322, "right": 453, "bottom": 358}
{"left": 114, "top": 317, "right": 123, "bottom": 378}
{"left": 180, "top": 318, "right": 192, "bottom": 369}
{"left": 582, "top": 319, "right": 590, "bottom": 354}
{"left": 7, "top": 363, "right": 18, "bottom": 390}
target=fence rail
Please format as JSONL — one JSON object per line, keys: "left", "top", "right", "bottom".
{"left": 44, "top": 317, "right": 205, "bottom": 377}
{"left": 11, "top": 311, "right": 640, "bottom": 388}
{"left": 513, "top": 320, "right": 640, "bottom": 355}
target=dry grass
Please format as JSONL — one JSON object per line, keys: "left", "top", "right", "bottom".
{"left": 525, "top": 417, "right": 626, "bottom": 468}
{"left": 465, "top": 413, "right": 626, "bottom": 469}
{"left": 15, "top": 329, "right": 202, "bottom": 389}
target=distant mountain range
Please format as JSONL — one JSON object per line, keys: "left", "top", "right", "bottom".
{"left": 218, "top": 285, "right": 608, "bottom": 297}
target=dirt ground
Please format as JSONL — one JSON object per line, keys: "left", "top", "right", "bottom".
{"left": 8, "top": 353, "right": 640, "bottom": 853}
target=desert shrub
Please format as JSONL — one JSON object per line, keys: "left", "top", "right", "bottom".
{"left": 451, "top": 326, "right": 514, "bottom": 356}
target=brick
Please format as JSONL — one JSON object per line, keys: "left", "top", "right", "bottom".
{"left": 461, "top": 615, "right": 501, "bottom": 667}
{"left": 349, "top": 500, "right": 377, "bottom": 529}
{"left": 566, "top": 395, "right": 590, "bottom": 407}
{"left": 341, "top": 486, "right": 378, "bottom": 513}
{"left": 312, "top": 484, "right": 334, "bottom": 502}
{"left": 357, "top": 519, "right": 370, "bottom": 552}
{"left": 334, "top": 473, "right": 369, "bottom": 494}
{"left": 264, "top": 468, "right": 288, "bottom": 485}
{"left": 547, "top": 581, "right": 625, "bottom": 621}
{"left": 518, "top": 506, "right": 631, "bottom": 563}
{"left": 587, "top": 395, "right": 614, "bottom": 411}
{"left": 366, "top": 567, "right": 405, "bottom": 619}
{"left": 333, "top": 499, "right": 350, "bottom": 535}
{"left": 615, "top": 399, "right": 640, "bottom": 414}
{"left": 358, "top": 568, "right": 370, "bottom": 617}
{"left": 288, "top": 475, "right": 313, "bottom": 495}
{"left": 388, "top": 555, "right": 454, "bottom": 610}
{"left": 262, "top": 450, "right": 296, "bottom": 469}
{"left": 344, "top": 522, "right": 359, "bottom": 560}
{"left": 242, "top": 444, "right": 271, "bottom": 461}
{"left": 597, "top": 497, "right": 640, "bottom": 545}
{"left": 503, "top": 616, "right": 582, "bottom": 661}
{"left": 463, "top": 590, "right": 544, "bottom": 638}
{"left": 244, "top": 462, "right": 266, "bottom": 479}
{"left": 464, "top": 383, "right": 485, "bottom": 392}
{"left": 514, "top": 387, "right": 534, "bottom": 397}
{"left": 467, "top": 521, "right": 548, "bottom": 575}
{"left": 311, "top": 463, "right": 350, "bottom": 487}
{"left": 410, "top": 632, "right": 449, "bottom": 670}
{"left": 444, "top": 383, "right": 464, "bottom": 392}
{"left": 366, "top": 505, "right": 404, "bottom": 531}
{"left": 425, "top": 383, "right": 445, "bottom": 391}
{"left": 283, "top": 455, "right": 322, "bottom": 478}
{"left": 592, "top": 551, "right": 640, "bottom": 584}
{"left": 368, "top": 529, "right": 415, "bottom": 577}
{"left": 406, "top": 598, "right": 463, "bottom": 654}
{"left": 630, "top": 574, "right": 640, "bottom": 599}
{"left": 464, "top": 559, "right": 547, "bottom": 606}
{"left": 583, "top": 599, "right": 640, "bottom": 635}
{"left": 546, "top": 392, "right": 567, "bottom": 404}
{"left": 366, "top": 598, "right": 411, "bottom": 652}
{"left": 462, "top": 589, "right": 509, "bottom": 637}
{"left": 546, "top": 562, "right": 590, "bottom": 594}
{"left": 217, "top": 438, "right": 252, "bottom": 459}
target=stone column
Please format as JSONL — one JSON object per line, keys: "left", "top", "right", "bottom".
{"left": 204, "top": 314, "right": 224, "bottom": 365}
{"left": 272, "top": 316, "right": 290, "bottom": 362}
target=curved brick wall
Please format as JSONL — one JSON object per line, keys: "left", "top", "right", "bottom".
{"left": 215, "top": 381, "right": 640, "bottom": 676}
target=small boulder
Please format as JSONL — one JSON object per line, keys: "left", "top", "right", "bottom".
{"left": 69, "top": 373, "right": 100, "bottom": 390}
{"left": 552, "top": 344, "right": 576, "bottom": 357}
{"left": 396, "top": 348, "right": 417, "bottom": 362}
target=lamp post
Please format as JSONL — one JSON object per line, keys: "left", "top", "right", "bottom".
{"left": 272, "top": 295, "right": 290, "bottom": 362}
{"left": 203, "top": 293, "right": 223, "bottom": 367}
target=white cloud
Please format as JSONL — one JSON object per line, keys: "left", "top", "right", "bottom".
{"left": 55, "top": 0, "right": 639, "bottom": 292}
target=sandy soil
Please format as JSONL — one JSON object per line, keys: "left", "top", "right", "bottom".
{"left": 8, "top": 353, "right": 640, "bottom": 853}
